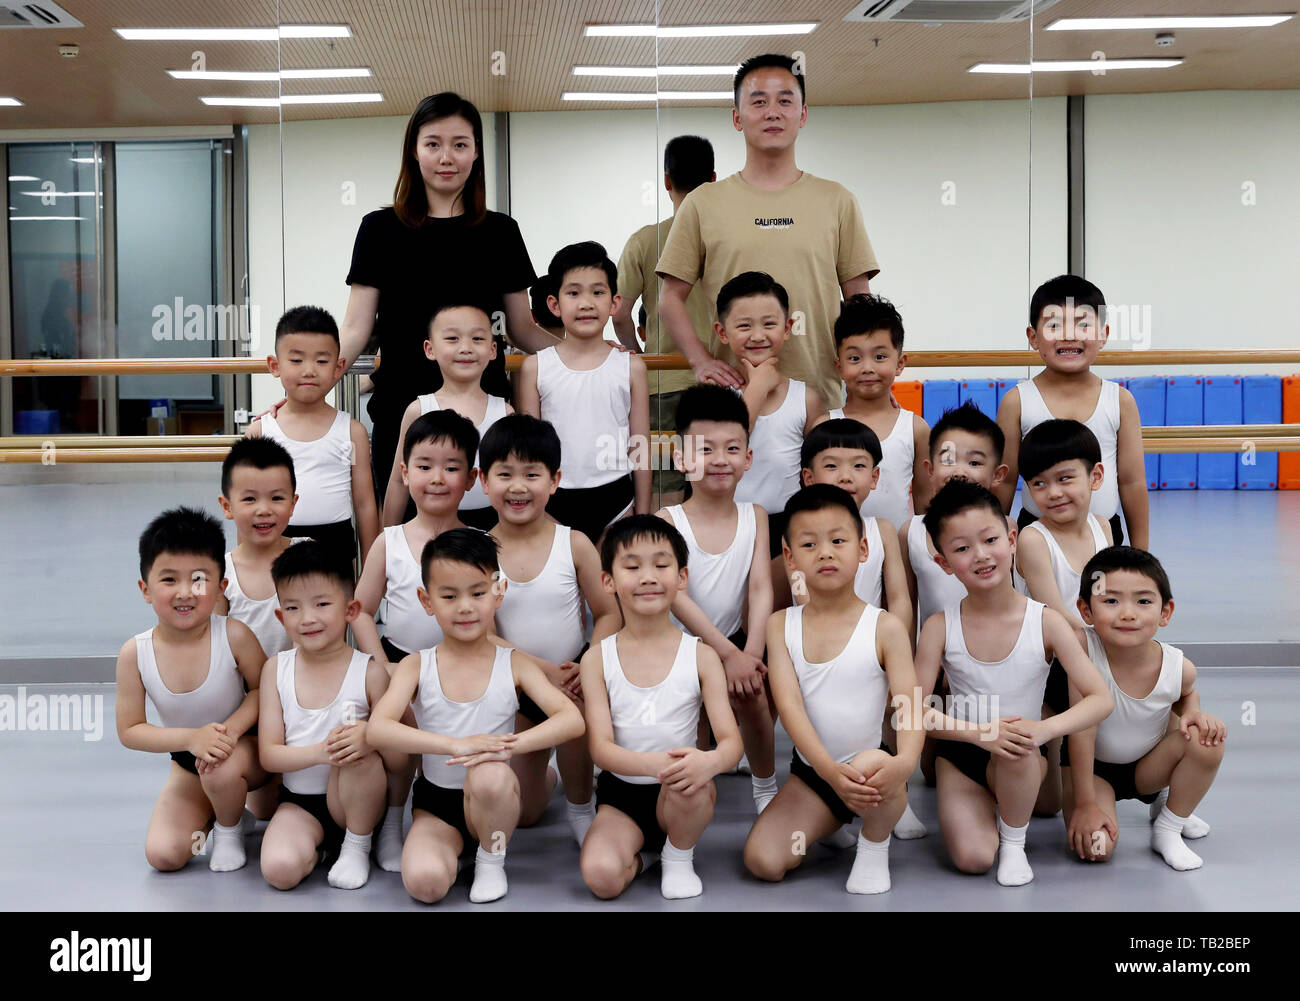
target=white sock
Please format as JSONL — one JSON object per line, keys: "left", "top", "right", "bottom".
{"left": 821, "top": 824, "right": 859, "bottom": 849}
{"left": 845, "top": 833, "right": 891, "bottom": 894}
{"left": 1151, "top": 806, "right": 1203, "bottom": 871}
{"left": 327, "top": 829, "right": 373, "bottom": 889}
{"left": 375, "top": 805, "right": 405, "bottom": 872}
{"left": 566, "top": 797, "right": 597, "bottom": 847}
{"left": 208, "top": 820, "right": 246, "bottom": 872}
{"left": 1150, "top": 789, "right": 1210, "bottom": 839}
{"left": 660, "top": 839, "right": 702, "bottom": 899}
{"left": 892, "top": 799, "right": 927, "bottom": 840}
{"left": 995, "top": 815, "right": 1034, "bottom": 887}
{"left": 548, "top": 752, "right": 561, "bottom": 792}
{"left": 735, "top": 753, "right": 752, "bottom": 776}
{"left": 751, "top": 773, "right": 778, "bottom": 814}
{"left": 469, "top": 845, "right": 509, "bottom": 902}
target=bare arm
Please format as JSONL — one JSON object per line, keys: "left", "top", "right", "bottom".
{"left": 910, "top": 416, "right": 933, "bottom": 513}
{"left": 349, "top": 419, "right": 381, "bottom": 563}
{"left": 382, "top": 400, "right": 423, "bottom": 527}
{"left": 803, "top": 386, "right": 828, "bottom": 434}
{"left": 744, "top": 508, "right": 775, "bottom": 662}
{"left": 660, "top": 276, "right": 741, "bottom": 388}
{"left": 502, "top": 289, "right": 564, "bottom": 354}
{"left": 581, "top": 642, "right": 673, "bottom": 779}
{"left": 994, "top": 388, "right": 1022, "bottom": 515}
{"left": 898, "top": 519, "right": 920, "bottom": 650}
{"left": 339, "top": 284, "right": 380, "bottom": 371}
{"left": 1015, "top": 527, "right": 1085, "bottom": 643}
{"left": 877, "top": 518, "right": 913, "bottom": 637}
{"left": 352, "top": 533, "right": 390, "bottom": 666}
{"left": 509, "top": 652, "right": 586, "bottom": 755}
{"left": 611, "top": 296, "right": 643, "bottom": 353}
{"left": 1038, "top": 608, "right": 1114, "bottom": 742}
{"left": 628, "top": 355, "right": 652, "bottom": 514}
{"left": 840, "top": 274, "right": 872, "bottom": 299}
{"left": 572, "top": 531, "right": 622, "bottom": 644}
{"left": 515, "top": 354, "right": 540, "bottom": 418}
{"left": 258, "top": 661, "right": 331, "bottom": 775}
{"left": 1114, "top": 387, "right": 1150, "bottom": 550}
{"left": 223, "top": 618, "right": 267, "bottom": 738}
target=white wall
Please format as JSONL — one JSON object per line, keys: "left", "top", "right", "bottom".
{"left": 1085, "top": 90, "right": 1300, "bottom": 378}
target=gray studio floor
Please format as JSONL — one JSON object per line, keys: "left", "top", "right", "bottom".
{"left": 0, "top": 670, "right": 1296, "bottom": 912}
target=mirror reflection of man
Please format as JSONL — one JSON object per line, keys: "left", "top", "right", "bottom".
{"left": 657, "top": 54, "right": 881, "bottom": 409}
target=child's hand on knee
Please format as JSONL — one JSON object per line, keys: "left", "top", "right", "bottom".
{"left": 446, "top": 732, "right": 517, "bottom": 767}
{"left": 1067, "top": 805, "right": 1116, "bottom": 861}
{"left": 659, "top": 747, "right": 715, "bottom": 794}
{"left": 831, "top": 763, "right": 880, "bottom": 811}
{"left": 721, "top": 647, "right": 766, "bottom": 697}
{"left": 861, "top": 755, "right": 910, "bottom": 804}
{"left": 982, "top": 717, "right": 1036, "bottom": 759}
{"left": 190, "top": 722, "right": 234, "bottom": 763}
{"left": 327, "top": 721, "right": 372, "bottom": 765}
{"left": 1180, "top": 712, "right": 1226, "bottom": 746}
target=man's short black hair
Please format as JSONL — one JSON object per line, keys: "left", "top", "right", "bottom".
{"left": 716, "top": 271, "right": 789, "bottom": 323}
{"left": 1019, "top": 419, "right": 1102, "bottom": 482}
{"left": 733, "top": 53, "right": 806, "bottom": 107}
{"left": 782, "top": 484, "right": 862, "bottom": 542}
{"left": 270, "top": 539, "right": 355, "bottom": 597}
{"left": 402, "top": 409, "right": 480, "bottom": 466}
{"left": 600, "top": 514, "right": 689, "bottom": 574}
{"left": 833, "top": 294, "right": 905, "bottom": 353}
{"left": 221, "top": 436, "right": 296, "bottom": 497}
{"left": 478, "top": 414, "right": 561, "bottom": 476}
{"left": 922, "top": 479, "right": 1005, "bottom": 550}
{"left": 929, "top": 401, "right": 1006, "bottom": 464}
{"left": 664, "top": 134, "right": 715, "bottom": 192}
{"left": 275, "top": 305, "right": 339, "bottom": 348}
{"left": 548, "top": 241, "right": 618, "bottom": 292}
{"left": 138, "top": 506, "right": 227, "bottom": 580}
{"left": 1029, "top": 274, "right": 1106, "bottom": 330}
{"left": 674, "top": 384, "right": 750, "bottom": 439}
{"left": 1079, "top": 545, "right": 1173, "bottom": 607}
{"left": 420, "top": 527, "right": 500, "bottom": 588}
{"left": 800, "top": 418, "right": 882, "bottom": 470}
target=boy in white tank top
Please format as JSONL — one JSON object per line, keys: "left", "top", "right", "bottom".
{"left": 579, "top": 516, "right": 743, "bottom": 900}
{"left": 818, "top": 293, "right": 931, "bottom": 526}
{"left": 1064, "top": 548, "right": 1225, "bottom": 872}
{"left": 719, "top": 272, "right": 826, "bottom": 609}
{"left": 995, "top": 275, "right": 1149, "bottom": 550}
{"left": 657, "top": 385, "right": 776, "bottom": 816}
{"left": 516, "top": 242, "right": 652, "bottom": 544}
{"left": 116, "top": 508, "right": 272, "bottom": 875}
{"left": 382, "top": 303, "right": 514, "bottom": 531}
{"left": 258, "top": 542, "right": 399, "bottom": 891}
{"left": 368, "top": 529, "right": 584, "bottom": 904}
{"left": 743, "top": 486, "right": 922, "bottom": 894}
{"left": 249, "top": 306, "right": 380, "bottom": 573}
{"left": 1013, "top": 419, "right": 1115, "bottom": 817}
{"left": 482, "top": 415, "right": 623, "bottom": 846}
{"left": 798, "top": 420, "right": 925, "bottom": 842}
{"left": 914, "top": 480, "right": 1112, "bottom": 887}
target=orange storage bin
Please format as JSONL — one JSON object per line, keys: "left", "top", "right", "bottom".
{"left": 1282, "top": 376, "right": 1300, "bottom": 490}
{"left": 892, "top": 380, "right": 923, "bottom": 414}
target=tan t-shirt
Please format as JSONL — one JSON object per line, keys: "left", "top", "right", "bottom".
{"left": 655, "top": 171, "right": 880, "bottom": 408}
{"left": 617, "top": 216, "right": 715, "bottom": 396}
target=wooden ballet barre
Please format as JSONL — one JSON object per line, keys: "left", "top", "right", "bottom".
{"left": 5, "top": 348, "right": 1300, "bottom": 378}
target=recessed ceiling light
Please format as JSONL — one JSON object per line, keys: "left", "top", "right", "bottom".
{"left": 115, "top": 25, "right": 350, "bottom": 41}
{"left": 200, "top": 93, "right": 382, "bottom": 106}
{"left": 562, "top": 90, "right": 733, "bottom": 102}
{"left": 573, "top": 65, "right": 739, "bottom": 77}
{"left": 169, "top": 68, "right": 371, "bottom": 81}
{"left": 585, "top": 22, "right": 816, "bottom": 38}
{"left": 0, "top": 97, "right": 23, "bottom": 106}
{"left": 970, "top": 58, "right": 1183, "bottom": 73}
{"left": 1046, "top": 15, "right": 1293, "bottom": 31}
{"left": 8, "top": 176, "right": 40, "bottom": 181}
{"left": 9, "top": 216, "right": 86, "bottom": 221}
{"left": 69, "top": 157, "right": 97, "bottom": 164}
{"left": 199, "top": 97, "right": 280, "bottom": 107}
{"left": 19, "top": 190, "right": 95, "bottom": 197}
{"left": 280, "top": 68, "right": 371, "bottom": 79}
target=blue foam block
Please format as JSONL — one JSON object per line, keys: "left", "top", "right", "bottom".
{"left": 1160, "top": 377, "right": 1202, "bottom": 489}
{"left": 958, "top": 379, "right": 998, "bottom": 420}
{"left": 1199, "top": 377, "right": 1241, "bottom": 489}
{"left": 1126, "top": 376, "right": 1165, "bottom": 490}
{"left": 922, "top": 380, "right": 960, "bottom": 428}
{"left": 1240, "top": 375, "right": 1281, "bottom": 489}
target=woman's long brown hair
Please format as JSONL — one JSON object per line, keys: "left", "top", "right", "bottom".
{"left": 392, "top": 92, "right": 487, "bottom": 227}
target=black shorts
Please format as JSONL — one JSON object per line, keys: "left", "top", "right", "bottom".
{"left": 934, "top": 734, "right": 1049, "bottom": 792}
{"left": 595, "top": 771, "right": 666, "bottom": 852}
{"left": 1017, "top": 508, "right": 1123, "bottom": 548}
{"left": 766, "top": 510, "right": 789, "bottom": 560}
{"left": 547, "top": 474, "right": 635, "bottom": 545}
{"left": 1059, "top": 737, "right": 1160, "bottom": 804}
{"left": 285, "top": 519, "right": 357, "bottom": 572}
{"left": 278, "top": 786, "right": 345, "bottom": 857}
{"left": 518, "top": 642, "right": 589, "bottom": 726}
{"left": 381, "top": 636, "right": 412, "bottom": 664}
{"left": 170, "top": 750, "right": 199, "bottom": 775}
{"left": 789, "top": 749, "right": 856, "bottom": 826}
{"left": 411, "top": 775, "right": 475, "bottom": 848}
{"left": 1044, "top": 658, "right": 1069, "bottom": 715}
{"left": 460, "top": 506, "right": 499, "bottom": 531}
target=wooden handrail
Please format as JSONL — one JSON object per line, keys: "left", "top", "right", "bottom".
{"left": 3, "top": 348, "right": 1300, "bottom": 377}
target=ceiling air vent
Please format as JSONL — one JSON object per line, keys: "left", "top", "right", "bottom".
{"left": 0, "top": 1, "right": 84, "bottom": 29}
{"left": 844, "top": 0, "right": 1062, "bottom": 23}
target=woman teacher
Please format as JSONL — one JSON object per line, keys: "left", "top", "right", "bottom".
{"left": 340, "top": 92, "right": 561, "bottom": 499}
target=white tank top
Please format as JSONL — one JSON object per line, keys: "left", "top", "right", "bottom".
{"left": 942, "top": 598, "right": 1050, "bottom": 723}
{"left": 1023, "top": 516, "right": 1108, "bottom": 625}
{"left": 1018, "top": 379, "right": 1121, "bottom": 520}
{"left": 382, "top": 525, "right": 443, "bottom": 655}
{"left": 414, "top": 644, "right": 519, "bottom": 790}
{"left": 536, "top": 346, "right": 631, "bottom": 489}
{"left": 135, "top": 616, "right": 246, "bottom": 730}
{"left": 854, "top": 515, "right": 885, "bottom": 608}
{"left": 603, "top": 631, "right": 701, "bottom": 785}
{"left": 275, "top": 648, "right": 371, "bottom": 795}
{"left": 665, "top": 502, "right": 756, "bottom": 639}
{"left": 494, "top": 524, "right": 585, "bottom": 665}
{"left": 908, "top": 515, "right": 967, "bottom": 632}
{"left": 785, "top": 603, "right": 890, "bottom": 766}
{"left": 260, "top": 410, "right": 355, "bottom": 526}
{"left": 826, "top": 407, "right": 914, "bottom": 531}
{"left": 735, "top": 379, "right": 806, "bottom": 517}
{"left": 417, "top": 393, "right": 508, "bottom": 511}
{"left": 1086, "top": 628, "right": 1184, "bottom": 765}
{"left": 223, "top": 551, "right": 293, "bottom": 657}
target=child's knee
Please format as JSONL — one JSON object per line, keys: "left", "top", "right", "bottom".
{"left": 260, "top": 848, "right": 311, "bottom": 890}
{"left": 742, "top": 833, "right": 792, "bottom": 882}
{"left": 1183, "top": 732, "right": 1225, "bottom": 765}
{"left": 580, "top": 847, "right": 631, "bottom": 899}
{"left": 663, "top": 780, "right": 715, "bottom": 812}
{"left": 950, "top": 840, "right": 997, "bottom": 874}
{"left": 145, "top": 838, "right": 193, "bottom": 873}
{"left": 466, "top": 761, "right": 518, "bottom": 802}
{"left": 403, "top": 857, "right": 455, "bottom": 903}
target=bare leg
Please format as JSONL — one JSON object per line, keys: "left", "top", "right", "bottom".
{"left": 580, "top": 807, "right": 645, "bottom": 899}
{"left": 401, "top": 811, "right": 463, "bottom": 904}
{"left": 743, "top": 776, "right": 841, "bottom": 882}
{"left": 260, "top": 803, "right": 323, "bottom": 890}
{"left": 144, "top": 764, "right": 213, "bottom": 873}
